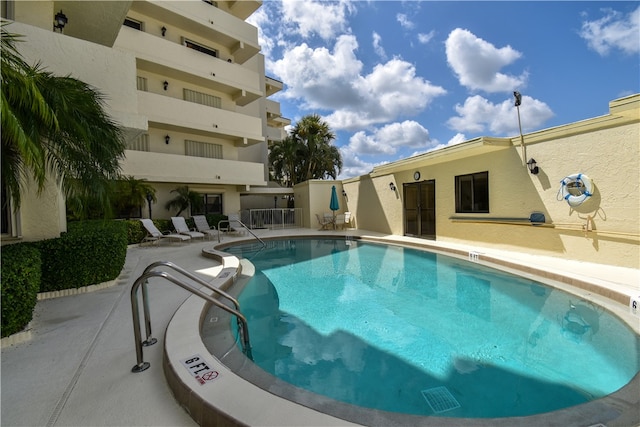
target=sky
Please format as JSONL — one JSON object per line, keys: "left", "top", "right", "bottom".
{"left": 248, "top": 1, "right": 640, "bottom": 179}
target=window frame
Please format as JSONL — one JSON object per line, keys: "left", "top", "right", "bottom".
{"left": 183, "top": 38, "right": 218, "bottom": 59}
{"left": 123, "top": 17, "right": 143, "bottom": 31}
{"left": 455, "top": 171, "right": 489, "bottom": 213}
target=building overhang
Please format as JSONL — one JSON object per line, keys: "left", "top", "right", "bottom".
{"left": 369, "top": 137, "right": 512, "bottom": 177}
{"left": 54, "top": 1, "right": 132, "bottom": 47}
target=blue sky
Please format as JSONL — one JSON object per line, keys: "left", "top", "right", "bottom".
{"left": 249, "top": 1, "right": 640, "bottom": 179}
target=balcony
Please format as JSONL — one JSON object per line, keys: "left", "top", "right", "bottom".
{"left": 227, "top": 1, "right": 262, "bottom": 20}
{"left": 266, "top": 76, "right": 284, "bottom": 96}
{"left": 138, "top": 91, "right": 264, "bottom": 146}
{"left": 128, "top": 1, "right": 260, "bottom": 64}
{"left": 116, "top": 28, "right": 262, "bottom": 106}
{"left": 121, "top": 150, "right": 266, "bottom": 186}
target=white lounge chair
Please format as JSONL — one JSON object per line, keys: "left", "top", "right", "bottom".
{"left": 171, "top": 217, "right": 205, "bottom": 240}
{"left": 192, "top": 215, "right": 220, "bottom": 240}
{"left": 140, "top": 219, "right": 190, "bottom": 245}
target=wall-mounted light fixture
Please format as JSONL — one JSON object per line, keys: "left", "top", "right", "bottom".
{"left": 527, "top": 158, "right": 539, "bottom": 175}
{"left": 163, "top": 81, "right": 168, "bottom": 91}
{"left": 164, "top": 135, "right": 171, "bottom": 144}
{"left": 342, "top": 190, "right": 347, "bottom": 197}
{"left": 53, "top": 10, "right": 68, "bottom": 32}
{"left": 161, "top": 26, "right": 167, "bottom": 37}
{"left": 389, "top": 182, "right": 396, "bottom": 191}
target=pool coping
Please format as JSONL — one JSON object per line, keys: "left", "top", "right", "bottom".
{"left": 163, "top": 234, "right": 640, "bottom": 427}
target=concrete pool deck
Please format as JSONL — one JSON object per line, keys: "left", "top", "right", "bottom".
{"left": 2, "top": 227, "right": 639, "bottom": 426}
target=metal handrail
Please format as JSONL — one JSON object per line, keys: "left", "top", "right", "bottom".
{"left": 143, "top": 261, "right": 240, "bottom": 309}
{"left": 130, "top": 270, "right": 252, "bottom": 373}
{"left": 135, "top": 261, "right": 241, "bottom": 348}
{"left": 218, "top": 216, "right": 266, "bottom": 247}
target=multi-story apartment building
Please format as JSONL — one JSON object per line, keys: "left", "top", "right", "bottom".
{"left": 1, "top": 0, "right": 289, "bottom": 241}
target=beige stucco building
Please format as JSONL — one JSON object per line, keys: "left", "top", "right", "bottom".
{"left": 335, "top": 94, "right": 639, "bottom": 269}
{"left": 1, "top": 0, "right": 289, "bottom": 241}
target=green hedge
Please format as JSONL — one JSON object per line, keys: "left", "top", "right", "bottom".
{"left": 37, "top": 220, "right": 128, "bottom": 292}
{"left": 1, "top": 243, "right": 41, "bottom": 337}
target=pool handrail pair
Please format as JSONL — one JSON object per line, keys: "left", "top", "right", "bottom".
{"left": 130, "top": 261, "right": 252, "bottom": 373}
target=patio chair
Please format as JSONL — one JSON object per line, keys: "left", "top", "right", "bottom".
{"left": 140, "top": 219, "right": 191, "bottom": 245}
{"left": 335, "top": 212, "right": 352, "bottom": 230}
{"left": 316, "top": 213, "right": 333, "bottom": 230}
{"left": 171, "top": 217, "right": 205, "bottom": 240}
{"left": 192, "top": 215, "right": 220, "bottom": 240}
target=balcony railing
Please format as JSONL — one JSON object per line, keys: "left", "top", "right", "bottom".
{"left": 138, "top": 91, "right": 264, "bottom": 146}
{"left": 116, "top": 28, "right": 262, "bottom": 105}
{"left": 121, "top": 150, "right": 266, "bottom": 186}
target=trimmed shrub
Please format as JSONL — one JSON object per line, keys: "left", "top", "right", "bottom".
{"left": 37, "top": 220, "right": 128, "bottom": 292}
{"left": 1, "top": 243, "right": 41, "bottom": 337}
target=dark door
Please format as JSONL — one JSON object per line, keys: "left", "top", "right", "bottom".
{"left": 403, "top": 180, "right": 435, "bottom": 239}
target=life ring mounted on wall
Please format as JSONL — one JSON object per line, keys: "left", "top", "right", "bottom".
{"left": 559, "top": 173, "right": 593, "bottom": 207}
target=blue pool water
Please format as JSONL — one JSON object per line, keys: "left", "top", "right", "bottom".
{"left": 223, "top": 239, "right": 639, "bottom": 418}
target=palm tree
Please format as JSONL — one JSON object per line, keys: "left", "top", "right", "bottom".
{"left": 294, "top": 114, "right": 340, "bottom": 182}
{"left": 268, "top": 114, "right": 342, "bottom": 187}
{"left": 1, "top": 24, "right": 125, "bottom": 211}
{"left": 165, "top": 185, "right": 203, "bottom": 217}
{"left": 269, "top": 135, "right": 300, "bottom": 187}
{"left": 113, "top": 176, "right": 156, "bottom": 219}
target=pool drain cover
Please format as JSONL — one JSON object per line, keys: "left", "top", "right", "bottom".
{"left": 421, "top": 387, "right": 461, "bottom": 413}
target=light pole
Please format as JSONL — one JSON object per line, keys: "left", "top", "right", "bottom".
{"left": 146, "top": 192, "right": 153, "bottom": 219}
{"left": 514, "top": 91, "right": 526, "bottom": 166}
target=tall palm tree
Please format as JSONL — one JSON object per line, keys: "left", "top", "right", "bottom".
{"left": 1, "top": 24, "right": 125, "bottom": 211}
{"left": 293, "top": 114, "right": 339, "bottom": 182}
{"left": 165, "top": 185, "right": 203, "bottom": 217}
{"left": 268, "top": 114, "right": 342, "bottom": 187}
{"left": 269, "top": 135, "right": 300, "bottom": 187}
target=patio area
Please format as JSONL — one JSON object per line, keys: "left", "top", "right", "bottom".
{"left": 2, "top": 227, "right": 638, "bottom": 426}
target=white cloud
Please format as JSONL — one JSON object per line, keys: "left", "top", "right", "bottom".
{"left": 579, "top": 7, "right": 640, "bottom": 56}
{"left": 280, "top": 0, "right": 355, "bottom": 40}
{"left": 338, "top": 146, "right": 390, "bottom": 180}
{"left": 397, "top": 13, "right": 415, "bottom": 30}
{"left": 247, "top": 7, "right": 275, "bottom": 58}
{"left": 372, "top": 32, "right": 386, "bottom": 59}
{"left": 271, "top": 35, "right": 447, "bottom": 131}
{"left": 417, "top": 31, "right": 436, "bottom": 45}
{"left": 445, "top": 28, "right": 528, "bottom": 93}
{"left": 347, "top": 121, "right": 431, "bottom": 156}
{"left": 447, "top": 95, "right": 554, "bottom": 135}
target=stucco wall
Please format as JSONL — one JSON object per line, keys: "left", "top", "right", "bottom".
{"left": 294, "top": 180, "right": 346, "bottom": 229}
{"left": 343, "top": 96, "right": 640, "bottom": 268}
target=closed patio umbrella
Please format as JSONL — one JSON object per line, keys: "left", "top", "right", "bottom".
{"left": 330, "top": 185, "right": 340, "bottom": 229}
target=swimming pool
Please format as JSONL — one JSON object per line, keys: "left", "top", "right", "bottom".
{"left": 201, "top": 237, "right": 640, "bottom": 420}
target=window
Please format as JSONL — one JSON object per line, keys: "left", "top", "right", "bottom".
{"left": 192, "top": 194, "right": 223, "bottom": 215}
{"left": 185, "top": 140, "right": 223, "bottom": 159}
{"left": 455, "top": 172, "right": 489, "bottom": 213}
{"left": 123, "top": 17, "right": 143, "bottom": 31}
{"left": 183, "top": 39, "right": 218, "bottom": 58}
{"left": 136, "top": 76, "right": 148, "bottom": 91}
{"left": 183, "top": 89, "right": 221, "bottom": 108}
{"left": 127, "top": 134, "right": 149, "bottom": 152}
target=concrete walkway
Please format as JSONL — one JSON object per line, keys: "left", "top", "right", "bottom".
{"left": 2, "top": 228, "right": 638, "bottom": 426}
